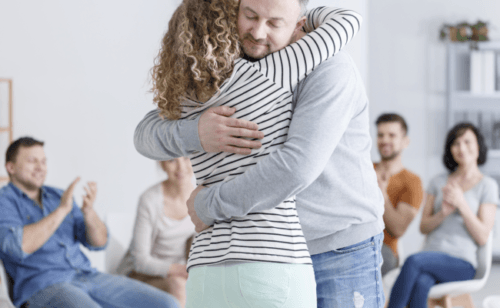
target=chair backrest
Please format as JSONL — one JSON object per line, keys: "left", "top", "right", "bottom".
{"left": 0, "top": 259, "right": 14, "bottom": 307}
{"left": 397, "top": 240, "right": 405, "bottom": 266}
{"left": 104, "top": 211, "right": 136, "bottom": 274}
{"left": 426, "top": 232, "right": 493, "bottom": 299}
{"left": 473, "top": 233, "right": 493, "bottom": 282}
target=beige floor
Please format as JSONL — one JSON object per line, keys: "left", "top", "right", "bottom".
{"left": 471, "top": 263, "right": 500, "bottom": 307}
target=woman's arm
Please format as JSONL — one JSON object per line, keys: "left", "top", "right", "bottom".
{"left": 129, "top": 194, "right": 172, "bottom": 277}
{"left": 459, "top": 203, "right": 496, "bottom": 246}
{"left": 443, "top": 182, "right": 497, "bottom": 246}
{"left": 262, "top": 7, "right": 362, "bottom": 91}
{"left": 420, "top": 194, "right": 454, "bottom": 234}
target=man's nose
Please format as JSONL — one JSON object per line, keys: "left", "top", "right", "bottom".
{"left": 458, "top": 143, "right": 467, "bottom": 152}
{"left": 250, "top": 21, "right": 267, "bottom": 41}
{"left": 34, "top": 162, "right": 44, "bottom": 170}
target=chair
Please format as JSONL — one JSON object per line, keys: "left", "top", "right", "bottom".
{"left": 104, "top": 211, "right": 136, "bottom": 274}
{"left": 382, "top": 241, "right": 408, "bottom": 303}
{"left": 0, "top": 260, "right": 15, "bottom": 308}
{"left": 79, "top": 211, "right": 136, "bottom": 274}
{"left": 384, "top": 233, "right": 493, "bottom": 308}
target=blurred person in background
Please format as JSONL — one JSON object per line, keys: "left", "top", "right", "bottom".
{"left": 387, "top": 123, "right": 498, "bottom": 308}
{"left": 0, "top": 137, "right": 180, "bottom": 308}
{"left": 117, "top": 158, "right": 195, "bottom": 308}
{"left": 373, "top": 113, "right": 423, "bottom": 276}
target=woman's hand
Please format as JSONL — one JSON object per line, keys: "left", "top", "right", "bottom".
{"left": 187, "top": 185, "right": 210, "bottom": 233}
{"left": 168, "top": 263, "right": 188, "bottom": 279}
{"left": 441, "top": 200, "right": 456, "bottom": 217}
{"left": 442, "top": 180, "right": 467, "bottom": 212}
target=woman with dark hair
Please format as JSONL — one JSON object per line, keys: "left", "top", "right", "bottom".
{"left": 388, "top": 122, "right": 498, "bottom": 308}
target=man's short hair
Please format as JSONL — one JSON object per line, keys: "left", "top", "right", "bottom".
{"left": 375, "top": 113, "right": 408, "bottom": 135}
{"left": 298, "top": 0, "right": 309, "bottom": 17}
{"left": 6, "top": 137, "right": 44, "bottom": 163}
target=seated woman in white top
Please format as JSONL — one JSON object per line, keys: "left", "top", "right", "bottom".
{"left": 387, "top": 123, "right": 499, "bottom": 308}
{"left": 117, "top": 158, "right": 196, "bottom": 308}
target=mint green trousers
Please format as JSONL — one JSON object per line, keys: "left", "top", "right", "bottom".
{"left": 186, "top": 262, "right": 316, "bottom": 308}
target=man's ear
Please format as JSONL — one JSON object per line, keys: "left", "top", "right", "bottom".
{"left": 403, "top": 135, "right": 410, "bottom": 149}
{"left": 5, "top": 161, "right": 14, "bottom": 177}
{"left": 294, "top": 16, "right": 306, "bottom": 34}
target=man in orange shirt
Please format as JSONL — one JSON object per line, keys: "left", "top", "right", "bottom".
{"left": 374, "top": 113, "right": 423, "bottom": 276}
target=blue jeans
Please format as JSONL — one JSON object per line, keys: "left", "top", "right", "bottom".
{"left": 25, "top": 272, "right": 180, "bottom": 308}
{"left": 388, "top": 251, "right": 476, "bottom": 308}
{"left": 311, "top": 232, "right": 384, "bottom": 308}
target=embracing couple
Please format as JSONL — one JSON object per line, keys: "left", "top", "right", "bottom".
{"left": 135, "top": 0, "right": 385, "bottom": 307}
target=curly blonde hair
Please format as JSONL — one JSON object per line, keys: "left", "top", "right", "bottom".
{"left": 151, "top": 0, "right": 241, "bottom": 120}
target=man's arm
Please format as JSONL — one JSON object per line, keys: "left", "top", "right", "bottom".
{"left": 75, "top": 182, "right": 107, "bottom": 249}
{"left": 134, "top": 109, "right": 202, "bottom": 160}
{"left": 193, "top": 55, "right": 361, "bottom": 225}
{"left": 134, "top": 107, "right": 264, "bottom": 160}
{"left": 382, "top": 201, "right": 418, "bottom": 239}
{"left": 0, "top": 179, "right": 79, "bottom": 261}
{"left": 23, "top": 178, "right": 81, "bottom": 254}
{"left": 22, "top": 209, "right": 70, "bottom": 254}
{"left": 379, "top": 175, "right": 423, "bottom": 238}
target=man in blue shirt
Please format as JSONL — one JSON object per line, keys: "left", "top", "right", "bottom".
{"left": 0, "top": 137, "right": 180, "bottom": 308}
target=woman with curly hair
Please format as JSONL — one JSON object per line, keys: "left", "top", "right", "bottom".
{"left": 149, "top": 0, "right": 362, "bottom": 307}
{"left": 387, "top": 123, "right": 498, "bottom": 308}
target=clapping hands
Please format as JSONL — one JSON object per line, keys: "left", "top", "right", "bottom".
{"left": 441, "top": 180, "right": 466, "bottom": 216}
{"left": 81, "top": 182, "right": 98, "bottom": 215}
{"left": 59, "top": 179, "right": 98, "bottom": 217}
{"left": 59, "top": 177, "right": 80, "bottom": 215}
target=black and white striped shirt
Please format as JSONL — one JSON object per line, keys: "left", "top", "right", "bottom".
{"left": 182, "top": 7, "right": 362, "bottom": 271}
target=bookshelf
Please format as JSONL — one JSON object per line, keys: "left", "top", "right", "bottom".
{"left": 446, "top": 41, "right": 500, "bottom": 157}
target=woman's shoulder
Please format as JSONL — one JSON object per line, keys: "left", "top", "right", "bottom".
{"left": 138, "top": 182, "right": 163, "bottom": 208}
{"left": 429, "top": 173, "right": 449, "bottom": 185}
{"left": 479, "top": 175, "right": 500, "bottom": 191}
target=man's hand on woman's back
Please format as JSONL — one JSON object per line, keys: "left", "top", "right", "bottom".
{"left": 198, "top": 106, "right": 264, "bottom": 155}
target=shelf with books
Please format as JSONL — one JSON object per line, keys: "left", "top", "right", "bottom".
{"left": 446, "top": 42, "right": 500, "bottom": 147}
{"left": 453, "top": 91, "right": 500, "bottom": 99}
{"left": 489, "top": 150, "right": 500, "bottom": 158}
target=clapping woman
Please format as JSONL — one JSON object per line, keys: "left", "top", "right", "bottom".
{"left": 388, "top": 123, "right": 499, "bottom": 308}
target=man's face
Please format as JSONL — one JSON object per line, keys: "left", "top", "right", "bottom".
{"left": 6, "top": 145, "right": 47, "bottom": 191}
{"left": 377, "top": 122, "right": 408, "bottom": 161}
{"left": 238, "top": 0, "right": 304, "bottom": 59}
{"left": 160, "top": 157, "right": 193, "bottom": 182}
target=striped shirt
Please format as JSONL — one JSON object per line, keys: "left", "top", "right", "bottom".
{"left": 182, "top": 7, "right": 362, "bottom": 271}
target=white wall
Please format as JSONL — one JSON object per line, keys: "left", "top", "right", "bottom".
{"left": 3, "top": 0, "right": 498, "bottom": 264}
{"left": 0, "top": 0, "right": 184, "bottom": 216}
{"left": 0, "top": 0, "right": 368, "bottom": 271}
{"left": 0, "top": 0, "right": 367, "bottom": 216}
{"left": 309, "top": 0, "right": 369, "bottom": 86}
{"left": 368, "top": 0, "right": 500, "bottom": 258}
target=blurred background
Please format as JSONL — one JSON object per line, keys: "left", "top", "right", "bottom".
{"left": 1, "top": 1, "right": 500, "bottom": 305}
